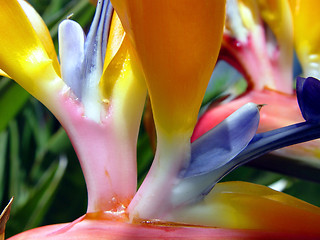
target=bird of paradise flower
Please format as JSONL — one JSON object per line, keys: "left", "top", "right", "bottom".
{"left": 193, "top": 0, "right": 320, "bottom": 167}
{"left": 1, "top": 0, "right": 320, "bottom": 239}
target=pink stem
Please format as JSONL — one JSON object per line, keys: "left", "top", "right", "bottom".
{"left": 55, "top": 93, "right": 138, "bottom": 213}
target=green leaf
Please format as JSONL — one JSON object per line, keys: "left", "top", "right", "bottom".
{"left": 0, "top": 131, "right": 8, "bottom": 203}
{"left": 137, "top": 132, "right": 154, "bottom": 186}
{"left": 9, "top": 156, "right": 67, "bottom": 232}
{"left": 46, "top": 127, "right": 71, "bottom": 154}
{"left": 8, "top": 121, "right": 22, "bottom": 200}
{"left": 0, "top": 80, "right": 29, "bottom": 132}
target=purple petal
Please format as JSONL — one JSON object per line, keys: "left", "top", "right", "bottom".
{"left": 171, "top": 103, "right": 260, "bottom": 207}
{"left": 182, "top": 102, "right": 260, "bottom": 178}
{"left": 297, "top": 76, "right": 320, "bottom": 123}
{"left": 83, "top": 0, "right": 113, "bottom": 79}
{"left": 58, "top": 20, "right": 85, "bottom": 97}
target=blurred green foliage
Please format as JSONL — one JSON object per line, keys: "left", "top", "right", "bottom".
{"left": 0, "top": 0, "right": 320, "bottom": 239}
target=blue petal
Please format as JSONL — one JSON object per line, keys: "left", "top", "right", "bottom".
{"left": 80, "top": 0, "right": 113, "bottom": 120}
{"left": 59, "top": 20, "right": 85, "bottom": 98}
{"left": 232, "top": 121, "right": 320, "bottom": 165}
{"left": 171, "top": 120, "right": 320, "bottom": 208}
{"left": 82, "top": 0, "right": 113, "bottom": 80}
{"left": 59, "top": 1, "right": 113, "bottom": 101}
{"left": 182, "top": 102, "right": 260, "bottom": 178}
{"left": 170, "top": 103, "right": 260, "bottom": 207}
{"left": 297, "top": 76, "right": 320, "bottom": 123}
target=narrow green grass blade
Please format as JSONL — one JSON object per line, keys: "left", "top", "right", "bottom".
{"left": 8, "top": 121, "right": 21, "bottom": 200}
{"left": 0, "top": 131, "right": 8, "bottom": 203}
{"left": 0, "top": 81, "right": 29, "bottom": 132}
{"left": 9, "top": 156, "right": 67, "bottom": 232}
{"left": 24, "top": 156, "right": 68, "bottom": 230}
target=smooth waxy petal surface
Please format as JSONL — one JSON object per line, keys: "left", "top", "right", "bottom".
{"left": 0, "top": 70, "right": 10, "bottom": 78}
{"left": 185, "top": 103, "right": 260, "bottom": 177}
{"left": 59, "top": 20, "right": 85, "bottom": 97}
{"left": 170, "top": 103, "right": 260, "bottom": 207}
{"left": 18, "top": 0, "right": 60, "bottom": 75}
{"left": 0, "top": 0, "right": 61, "bottom": 101}
{"left": 168, "top": 181, "right": 320, "bottom": 234}
{"left": 291, "top": 0, "right": 320, "bottom": 77}
{"left": 112, "top": 0, "right": 226, "bottom": 134}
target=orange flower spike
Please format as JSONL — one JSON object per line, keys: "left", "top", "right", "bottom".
{"left": 112, "top": 0, "right": 226, "bottom": 135}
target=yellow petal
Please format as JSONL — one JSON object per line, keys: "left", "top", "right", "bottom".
{"left": 112, "top": 0, "right": 226, "bottom": 135}
{"left": 291, "top": 0, "right": 320, "bottom": 77}
{"left": 103, "top": 12, "right": 125, "bottom": 72}
{"left": 169, "top": 181, "right": 320, "bottom": 233}
{"left": 0, "top": 0, "right": 63, "bottom": 103}
{"left": 100, "top": 35, "right": 146, "bottom": 112}
{"left": 100, "top": 36, "right": 147, "bottom": 141}
{"left": 18, "top": 0, "right": 60, "bottom": 76}
{"left": 238, "top": 0, "right": 260, "bottom": 30}
{"left": 0, "top": 69, "right": 10, "bottom": 79}
{"left": 257, "top": 0, "right": 294, "bottom": 90}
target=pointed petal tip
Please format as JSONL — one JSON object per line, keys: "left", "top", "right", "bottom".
{"left": 0, "top": 197, "right": 13, "bottom": 239}
{"left": 257, "top": 104, "right": 265, "bottom": 111}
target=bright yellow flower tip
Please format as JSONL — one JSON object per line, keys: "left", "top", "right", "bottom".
{"left": 169, "top": 181, "right": 320, "bottom": 233}
{"left": 237, "top": 0, "right": 259, "bottom": 30}
{"left": 0, "top": 0, "right": 62, "bottom": 101}
{"left": 0, "top": 69, "right": 10, "bottom": 79}
{"left": 100, "top": 11, "right": 146, "bottom": 126}
{"left": 258, "top": 0, "right": 292, "bottom": 54}
{"left": 112, "top": 0, "right": 226, "bottom": 135}
{"left": 291, "top": 0, "right": 320, "bottom": 77}
{"left": 103, "top": 13, "right": 125, "bottom": 70}
{"left": 238, "top": 0, "right": 292, "bottom": 44}
{"left": 0, "top": 0, "right": 60, "bottom": 80}
{"left": 18, "top": 0, "right": 60, "bottom": 76}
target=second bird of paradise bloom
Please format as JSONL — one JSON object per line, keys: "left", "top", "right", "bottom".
{"left": 193, "top": 0, "right": 320, "bottom": 167}
{"left": 1, "top": 0, "right": 320, "bottom": 239}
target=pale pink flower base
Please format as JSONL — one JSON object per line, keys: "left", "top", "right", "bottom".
{"left": 8, "top": 214, "right": 316, "bottom": 240}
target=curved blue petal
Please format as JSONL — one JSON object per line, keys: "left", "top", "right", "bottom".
{"left": 83, "top": 0, "right": 113, "bottom": 78}
{"left": 59, "top": 1, "right": 113, "bottom": 101}
{"left": 232, "top": 121, "right": 320, "bottom": 165}
{"left": 182, "top": 102, "right": 260, "bottom": 178}
{"left": 59, "top": 19, "right": 85, "bottom": 97}
{"left": 171, "top": 121, "right": 320, "bottom": 208}
{"left": 170, "top": 103, "right": 260, "bottom": 207}
{"left": 297, "top": 76, "right": 320, "bottom": 123}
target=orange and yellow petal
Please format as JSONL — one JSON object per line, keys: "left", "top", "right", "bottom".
{"left": 0, "top": 69, "right": 10, "bottom": 79}
{"left": 291, "top": 0, "right": 320, "bottom": 77}
{"left": 103, "top": 13, "right": 125, "bottom": 69}
{"left": 100, "top": 11, "right": 146, "bottom": 123}
{"left": 237, "top": 0, "right": 260, "bottom": 30}
{"left": 258, "top": 0, "right": 292, "bottom": 42}
{"left": 258, "top": 0, "right": 293, "bottom": 86}
{"left": 112, "top": 0, "right": 226, "bottom": 135}
{"left": 18, "top": 0, "right": 60, "bottom": 76}
{"left": 169, "top": 181, "right": 320, "bottom": 234}
{"left": 0, "top": 0, "right": 63, "bottom": 102}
